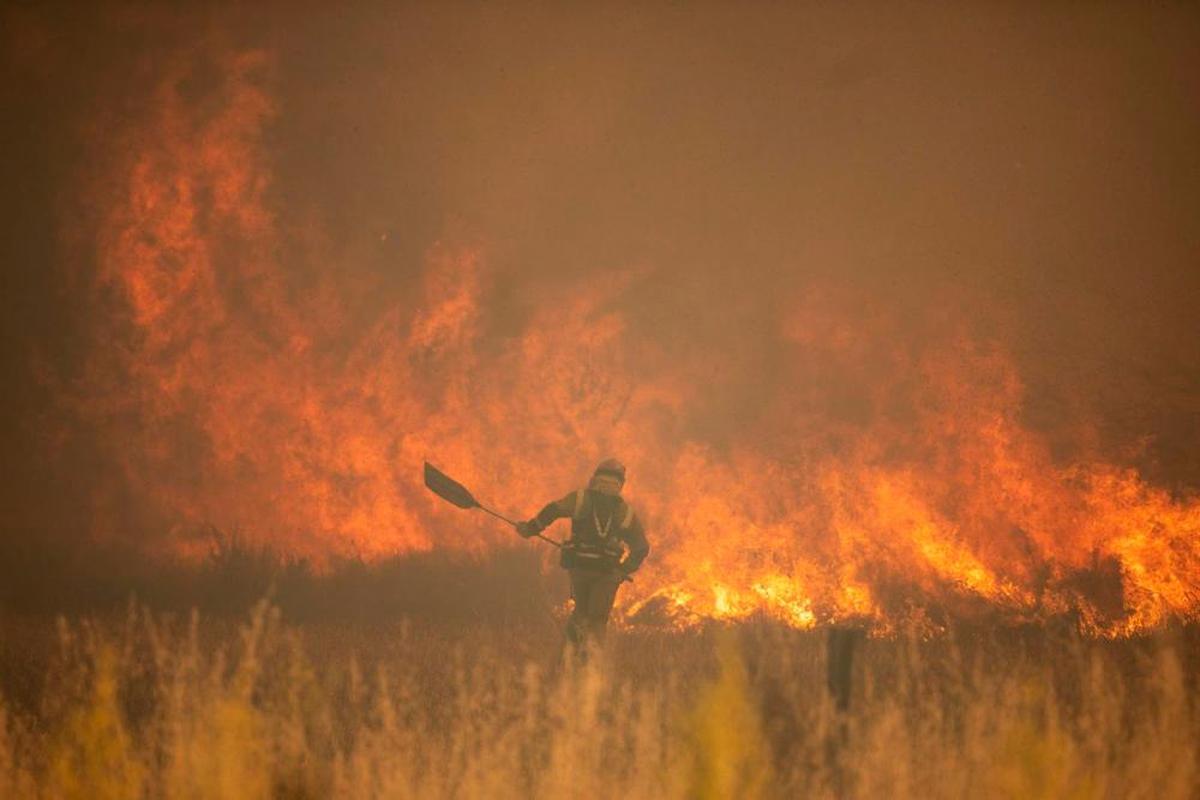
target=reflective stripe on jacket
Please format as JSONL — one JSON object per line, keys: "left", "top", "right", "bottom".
{"left": 532, "top": 488, "right": 650, "bottom": 573}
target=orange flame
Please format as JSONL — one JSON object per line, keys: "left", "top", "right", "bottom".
{"left": 61, "top": 44, "right": 1200, "bottom": 636}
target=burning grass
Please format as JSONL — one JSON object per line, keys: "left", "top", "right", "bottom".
{"left": 0, "top": 601, "right": 1196, "bottom": 799}
{"left": 25, "top": 17, "right": 1197, "bottom": 643}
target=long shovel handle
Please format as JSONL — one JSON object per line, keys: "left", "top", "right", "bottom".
{"left": 477, "top": 504, "right": 518, "bottom": 527}
{"left": 478, "top": 505, "right": 562, "bottom": 548}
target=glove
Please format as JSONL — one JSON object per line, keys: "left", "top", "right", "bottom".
{"left": 515, "top": 520, "right": 539, "bottom": 538}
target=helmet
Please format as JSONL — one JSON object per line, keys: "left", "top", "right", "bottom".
{"left": 593, "top": 458, "right": 626, "bottom": 482}
{"left": 589, "top": 458, "right": 627, "bottom": 494}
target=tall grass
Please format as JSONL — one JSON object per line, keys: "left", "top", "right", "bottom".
{"left": 0, "top": 603, "right": 1195, "bottom": 798}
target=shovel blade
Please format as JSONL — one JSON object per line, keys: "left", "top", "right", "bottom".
{"left": 423, "top": 462, "right": 480, "bottom": 510}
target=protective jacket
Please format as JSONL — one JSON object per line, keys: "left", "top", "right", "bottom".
{"left": 529, "top": 488, "right": 649, "bottom": 574}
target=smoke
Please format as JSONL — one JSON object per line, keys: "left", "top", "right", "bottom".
{"left": 3, "top": 2, "right": 1200, "bottom": 632}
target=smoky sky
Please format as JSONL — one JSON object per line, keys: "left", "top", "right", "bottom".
{"left": 2, "top": 1, "right": 1199, "bottom": 546}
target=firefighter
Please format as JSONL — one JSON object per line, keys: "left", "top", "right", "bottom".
{"left": 516, "top": 458, "right": 649, "bottom": 647}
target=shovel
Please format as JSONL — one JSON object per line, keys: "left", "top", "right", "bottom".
{"left": 423, "top": 462, "right": 561, "bottom": 548}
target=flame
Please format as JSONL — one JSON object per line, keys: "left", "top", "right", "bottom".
{"left": 57, "top": 43, "right": 1200, "bottom": 636}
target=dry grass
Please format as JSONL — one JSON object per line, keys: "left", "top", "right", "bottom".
{"left": 0, "top": 602, "right": 1196, "bottom": 799}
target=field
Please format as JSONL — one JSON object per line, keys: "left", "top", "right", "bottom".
{"left": 1, "top": 552, "right": 1196, "bottom": 799}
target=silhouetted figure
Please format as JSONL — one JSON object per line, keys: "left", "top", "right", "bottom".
{"left": 517, "top": 459, "right": 649, "bottom": 650}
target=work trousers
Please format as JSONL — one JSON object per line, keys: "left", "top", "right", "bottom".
{"left": 567, "top": 569, "right": 622, "bottom": 646}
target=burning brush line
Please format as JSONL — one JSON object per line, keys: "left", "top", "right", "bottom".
{"left": 52, "top": 43, "right": 1200, "bottom": 638}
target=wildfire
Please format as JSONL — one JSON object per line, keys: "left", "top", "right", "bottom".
{"left": 58, "top": 43, "right": 1200, "bottom": 637}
